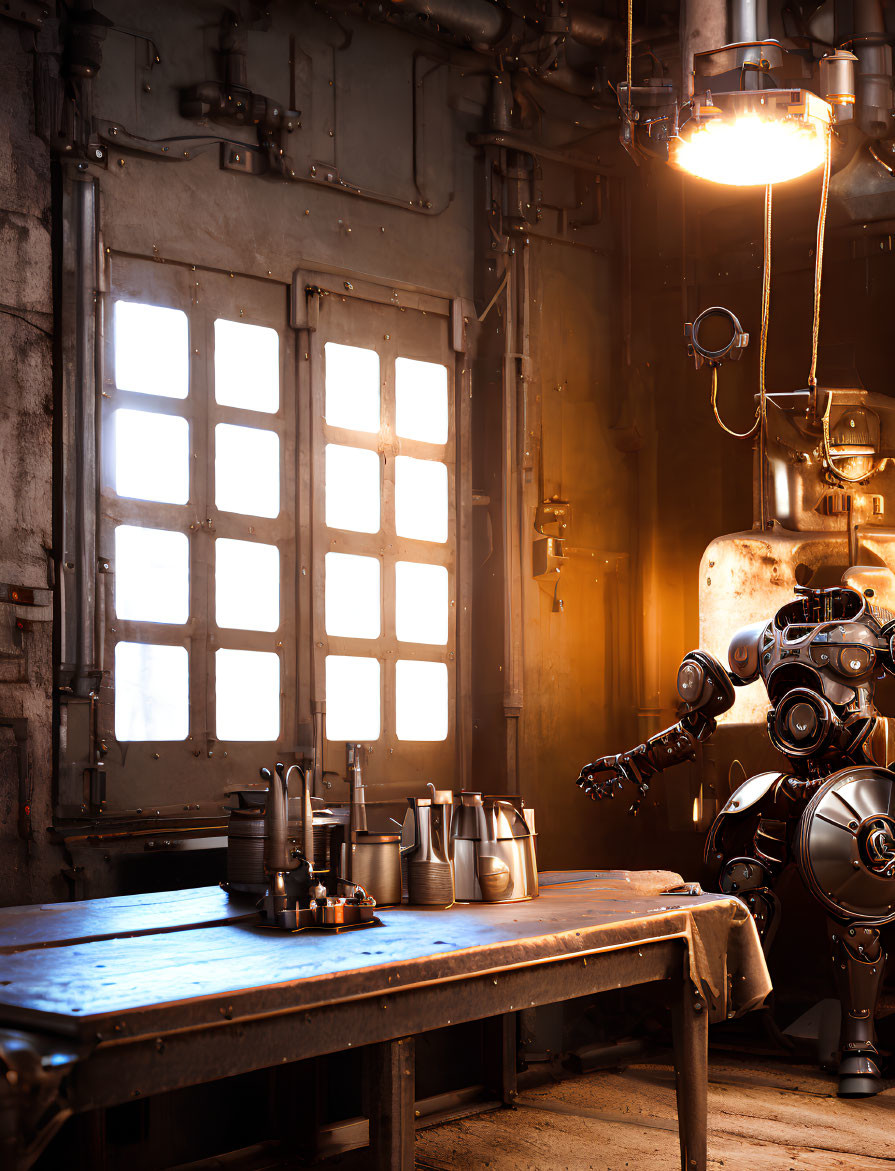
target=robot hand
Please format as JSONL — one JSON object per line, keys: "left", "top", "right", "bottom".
{"left": 576, "top": 755, "right": 650, "bottom": 813}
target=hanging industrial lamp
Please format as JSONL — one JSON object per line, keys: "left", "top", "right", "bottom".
{"left": 673, "top": 87, "right": 833, "bottom": 187}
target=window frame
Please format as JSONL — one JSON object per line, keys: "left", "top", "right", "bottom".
{"left": 94, "top": 258, "right": 297, "bottom": 815}
{"left": 56, "top": 255, "right": 471, "bottom": 823}
{"left": 294, "top": 267, "right": 473, "bottom": 794}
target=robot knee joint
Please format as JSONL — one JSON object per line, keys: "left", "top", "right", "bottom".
{"left": 719, "top": 857, "right": 779, "bottom": 943}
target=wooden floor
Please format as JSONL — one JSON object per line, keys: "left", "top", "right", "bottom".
{"left": 414, "top": 1053, "right": 895, "bottom": 1170}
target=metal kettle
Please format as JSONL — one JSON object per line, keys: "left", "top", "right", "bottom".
{"left": 450, "top": 791, "right": 538, "bottom": 903}
{"left": 402, "top": 784, "right": 454, "bottom": 907}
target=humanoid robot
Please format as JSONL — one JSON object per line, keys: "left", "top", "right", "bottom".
{"left": 576, "top": 581, "right": 895, "bottom": 1097}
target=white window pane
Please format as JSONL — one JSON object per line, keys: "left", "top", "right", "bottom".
{"left": 325, "top": 655, "right": 380, "bottom": 741}
{"left": 395, "top": 456, "right": 448, "bottom": 543}
{"left": 115, "top": 642, "right": 189, "bottom": 741}
{"left": 215, "top": 424, "right": 280, "bottom": 518}
{"left": 395, "top": 357, "right": 448, "bottom": 444}
{"left": 115, "top": 409, "right": 190, "bottom": 505}
{"left": 216, "top": 649, "right": 280, "bottom": 741}
{"left": 115, "top": 526, "right": 189, "bottom": 625}
{"left": 325, "top": 342, "right": 380, "bottom": 433}
{"left": 395, "top": 562, "right": 448, "bottom": 645}
{"left": 214, "top": 319, "right": 279, "bottom": 414}
{"left": 396, "top": 660, "right": 448, "bottom": 741}
{"left": 325, "top": 553, "right": 380, "bottom": 638}
{"left": 114, "top": 301, "right": 188, "bottom": 399}
{"left": 325, "top": 444, "right": 380, "bottom": 533}
{"left": 216, "top": 539, "right": 279, "bottom": 631}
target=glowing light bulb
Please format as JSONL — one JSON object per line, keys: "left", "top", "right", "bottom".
{"left": 674, "top": 113, "right": 827, "bottom": 187}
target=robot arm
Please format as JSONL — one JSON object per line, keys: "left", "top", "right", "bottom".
{"left": 576, "top": 651, "right": 736, "bottom": 814}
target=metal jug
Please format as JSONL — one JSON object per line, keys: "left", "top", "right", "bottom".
{"left": 451, "top": 791, "right": 538, "bottom": 903}
{"left": 403, "top": 784, "right": 454, "bottom": 907}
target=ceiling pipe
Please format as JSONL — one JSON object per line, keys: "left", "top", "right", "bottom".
{"left": 567, "top": 9, "right": 625, "bottom": 51}
{"left": 390, "top": 0, "right": 508, "bottom": 47}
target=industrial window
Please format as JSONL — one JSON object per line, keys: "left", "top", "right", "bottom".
{"left": 323, "top": 343, "right": 451, "bottom": 741}
{"left": 89, "top": 260, "right": 460, "bottom": 813}
{"left": 96, "top": 261, "right": 295, "bottom": 812}
{"left": 307, "top": 288, "right": 459, "bottom": 790}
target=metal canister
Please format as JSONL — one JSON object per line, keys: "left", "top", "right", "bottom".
{"left": 342, "top": 831, "right": 403, "bottom": 906}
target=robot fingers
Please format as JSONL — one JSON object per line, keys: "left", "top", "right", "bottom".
{"left": 576, "top": 758, "right": 626, "bottom": 801}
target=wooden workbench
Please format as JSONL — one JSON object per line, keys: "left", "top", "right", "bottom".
{"left": 0, "top": 873, "right": 771, "bottom": 1170}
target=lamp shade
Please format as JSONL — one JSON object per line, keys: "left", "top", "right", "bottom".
{"left": 672, "top": 89, "right": 832, "bottom": 187}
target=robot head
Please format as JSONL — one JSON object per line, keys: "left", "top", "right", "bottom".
{"left": 776, "top": 585, "right": 866, "bottom": 628}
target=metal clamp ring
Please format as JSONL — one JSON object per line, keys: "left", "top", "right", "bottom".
{"left": 685, "top": 305, "right": 749, "bottom": 369}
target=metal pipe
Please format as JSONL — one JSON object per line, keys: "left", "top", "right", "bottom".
{"left": 347, "top": 743, "right": 367, "bottom": 836}
{"left": 730, "top": 0, "right": 769, "bottom": 79}
{"left": 286, "top": 763, "right": 314, "bottom": 868}
{"left": 680, "top": 0, "right": 727, "bottom": 100}
{"left": 391, "top": 0, "right": 507, "bottom": 45}
{"left": 312, "top": 704, "right": 324, "bottom": 799}
{"left": 568, "top": 9, "right": 624, "bottom": 50}
{"left": 854, "top": 0, "right": 893, "bottom": 138}
{"left": 72, "top": 178, "right": 99, "bottom": 698}
{"left": 502, "top": 251, "right": 523, "bottom": 788}
{"left": 263, "top": 764, "right": 290, "bottom": 875}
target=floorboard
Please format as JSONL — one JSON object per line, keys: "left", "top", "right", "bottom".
{"left": 414, "top": 1052, "right": 895, "bottom": 1169}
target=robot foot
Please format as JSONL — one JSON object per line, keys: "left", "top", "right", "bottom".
{"left": 837, "top": 1050, "right": 884, "bottom": 1098}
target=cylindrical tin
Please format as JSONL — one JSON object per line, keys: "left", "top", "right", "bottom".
{"left": 342, "top": 831, "right": 403, "bottom": 906}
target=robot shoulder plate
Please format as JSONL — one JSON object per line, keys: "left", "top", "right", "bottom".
{"left": 719, "top": 771, "right": 788, "bottom": 816}
{"left": 727, "top": 620, "right": 769, "bottom": 683}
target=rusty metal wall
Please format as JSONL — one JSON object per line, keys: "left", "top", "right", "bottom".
{"left": 0, "top": 24, "right": 59, "bottom": 904}
{"left": 0, "top": 2, "right": 822, "bottom": 903}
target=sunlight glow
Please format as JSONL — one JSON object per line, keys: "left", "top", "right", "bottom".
{"left": 325, "top": 655, "right": 381, "bottom": 741}
{"left": 396, "top": 659, "right": 448, "bottom": 741}
{"left": 115, "top": 642, "right": 189, "bottom": 741}
{"left": 215, "top": 648, "right": 280, "bottom": 741}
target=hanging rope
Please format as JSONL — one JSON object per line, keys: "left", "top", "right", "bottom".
{"left": 808, "top": 122, "right": 833, "bottom": 393}
{"left": 758, "top": 182, "right": 773, "bottom": 529}
{"left": 808, "top": 123, "right": 871, "bottom": 483}
{"left": 626, "top": 0, "right": 633, "bottom": 120}
{"left": 709, "top": 365, "right": 761, "bottom": 438}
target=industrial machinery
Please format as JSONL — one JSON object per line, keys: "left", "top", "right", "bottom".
{"left": 576, "top": 581, "right": 895, "bottom": 1097}
{"left": 256, "top": 762, "right": 377, "bottom": 932}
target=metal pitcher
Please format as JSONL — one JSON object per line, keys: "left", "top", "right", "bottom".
{"left": 403, "top": 784, "right": 454, "bottom": 907}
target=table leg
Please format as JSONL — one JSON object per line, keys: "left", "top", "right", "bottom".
{"left": 483, "top": 1012, "right": 518, "bottom": 1104}
{"left": 367, "top": 1035, "right": 415, "bottom": 1170}
{"left": 670, "top": 983, "right": 708, "bottom": 1171}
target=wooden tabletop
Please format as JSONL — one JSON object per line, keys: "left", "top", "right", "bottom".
{"left": 0, "top": 874, "right": 771, "bottom": 1040}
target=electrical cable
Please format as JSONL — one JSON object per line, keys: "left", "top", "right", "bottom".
{"left": 710, "top": 366, "right": 760, "bottom": 439}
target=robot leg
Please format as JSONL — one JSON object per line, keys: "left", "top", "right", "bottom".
{"left": 719, "top": 856, "right": 782, "bottom": 949}
{"left": 828, "top": 919, "right": 887, "bottom": 1097}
